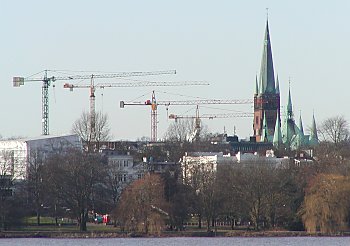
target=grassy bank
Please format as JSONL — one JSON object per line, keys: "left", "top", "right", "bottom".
{"left": 0, "top": 220, "right": 347, "bottom": 238}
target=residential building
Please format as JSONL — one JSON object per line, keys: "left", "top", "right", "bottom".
{"left": 0, "top": 134, "right": 82, "bottom": 180}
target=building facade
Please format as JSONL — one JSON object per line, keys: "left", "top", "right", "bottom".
{"left": 0, "top": 134, "right": 82, "bottom": 180}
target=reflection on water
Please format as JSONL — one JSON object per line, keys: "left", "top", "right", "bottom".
{"left": 0, "top": 237, "right": 349, "bottom": 246}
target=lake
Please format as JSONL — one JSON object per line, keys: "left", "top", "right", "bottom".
{"left": 0, "top": 237, "right": 349, "bottom": 246}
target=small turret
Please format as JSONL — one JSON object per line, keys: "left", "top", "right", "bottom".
{"left": 309, "top": 113, "right": 319, "bottom": 146}
{"left": 298, "top": 112, "right": 304, "bottom": 136}
{"left": 275, "top": 75, "right": 280, "bottom": 94}
{"left": 255, "top": 75, "right": 259, "bottom": 95}
{"left": 273, "top": 111, "right": 283, "bottom": 148}
{"left": 286, "top": 84, "right": 293, "bottom": 119}
{"left": 261, "top": 112, "right": 270, "bottom": 142}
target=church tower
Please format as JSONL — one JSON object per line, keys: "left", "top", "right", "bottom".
{"left": 253, "top": 20, "right": 280, "bottom": 142}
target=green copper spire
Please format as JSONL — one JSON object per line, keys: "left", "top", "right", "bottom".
{"left": 286, "top": 84, "right": 293, "bottom": 119}
{"left": 298, "top": 112, "right": 304, "bottom": 136}
{"left": 255, "top": 75, "right": 259, "bottom": 95}
{"left": 273, "top": 111, "right": 283, "bottom": 148}
{"left": 294, "top": 113, "right": 305, "bottom": 149}
{"left": 259, "top": 20, "right": 276, "bottom": 94}
{"left": 261, "top": 112, "right": 269, "bottom": 142}
{"left": 275, "top": 75, "right": 280, "bottom": 94}
{"left": 309, "top": 113, "right": 319, "bottom": 146}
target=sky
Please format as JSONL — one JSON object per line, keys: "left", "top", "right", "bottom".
{"left": 1, "top": 1, "right": 349, "bottom": 140}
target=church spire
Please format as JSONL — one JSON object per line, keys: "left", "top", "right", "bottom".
{"left": 275, "top": 75, "right": 280, "bottom": 94}
{"left": 286, "top": 82, "right": 293, "bottom": 119}
{"left": 273, "top": 111, "right": 283, "bottom": 148}
{"left": 259, "top": 20, "right": 276, "bottom": 94}
{"left": 255, "top": 75, "right": 259, "bottom": 95}
{"left": 298, "top": 112, "right": 304, "bottom": 136}
{"left": 261, "top": 112, "right": 269, "bottom": 142}
{"left": 309, "top": 113, "right": 319, "bottom": 146}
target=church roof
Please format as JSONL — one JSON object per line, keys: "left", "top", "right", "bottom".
{"left": 259, "top": 20, "right": 276, "bottom": 95}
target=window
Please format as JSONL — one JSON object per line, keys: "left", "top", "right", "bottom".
{"left": 118, "top": 175, "right": 123, "bottom": 182}
{"left": 123, "top": 174, "right": 127, "bottom": 182}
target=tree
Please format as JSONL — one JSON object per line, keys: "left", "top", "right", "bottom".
{"left": 43, "top": 149, "right": 108, "bottom": 231}
{"left": 164, "top": 118, "right": 210, "bottom": 142}
{"left": 319, "top": 115, "right": 349, "bottom": 144}
{"left": 224, "top": 162, "right": 298, "bottom": 230}
{"left": 114, "top": 174, "right": 168, "bottom": 234}
{"left": 299, "top": 173, "right": 350, "bottom": 233}
{"left": 0, "top": 150, "right": 23, "bottom": 230}
{"left": 164, "top": 119, "right": 192, "bottom": 142}
{"left": 26, "top": 150, "right": 46, "bottom": 226}
{"left": 182, "top": 157, "right": 224, "bottom": 231}
{"left": 72, "top": 111, "right": 111, "bottom": 151}
{"left": 162, "top": 168, "right": 194, "bottom": 230}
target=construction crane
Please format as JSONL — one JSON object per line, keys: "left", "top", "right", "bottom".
{"left": 120, "top": 91, "right": 253, "bottom": 142}
{"left": 64, "top": 78, "right": 208, "bottom": 142}
{"left": 168, "top": 106, "right": 253, "bottom": 142}
{"left": 13, "top": 69, "right": 176, "bottom": 135}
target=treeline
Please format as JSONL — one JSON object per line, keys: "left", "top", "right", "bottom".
{"left": 1, "top": 115, "right": 350, "bottom": 235}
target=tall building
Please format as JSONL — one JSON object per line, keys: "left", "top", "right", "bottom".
{"left": 253, "top": 20, "right": 280, "bottom": 142}
{"left": 253, "top": 20, "right": 318, "bottom": 150}
{"left": 0, "top": 134, "right": 82, "bottom": 180}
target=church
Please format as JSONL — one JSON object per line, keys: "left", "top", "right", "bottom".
{"left": 252, "top": 20, "right": 319, "bottom": 151}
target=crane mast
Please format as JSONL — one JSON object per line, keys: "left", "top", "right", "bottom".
{"left": 13, "top": 69, "right": 176, "bottom": 136}
{"left": 120, "top": 91, "right": 252, "bottom": 142}
{"left": 90, "top": 75, "right": 96, "bottom": 141}
{"left": 151, "top": 91, "right": 157, "bottom": 142}
{"left": 42, "top": 71, "right": 50, "bottom": 135}
{"left": 63, "top": 72, "right": 209, "bottom": 143}
{"left": 169, "top": 106, "right": 253, "bottom": 142}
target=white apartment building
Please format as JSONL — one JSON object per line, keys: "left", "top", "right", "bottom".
{"left": 0, "top": 134, "right": 82, "bottom": 180}
{"left": 181, "top": 152, "right": 235, "bottom": 184}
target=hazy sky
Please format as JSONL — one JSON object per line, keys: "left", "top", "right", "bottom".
{"left": 1, "top": 1, "right": 349, "bottom": 140}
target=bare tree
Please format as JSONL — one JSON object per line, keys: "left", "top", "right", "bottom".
{"left": 72, "top": 111, "right": 111, "bottom": 152}
{"left": 182, "top": 158, "right": 224, "bottom": 231}
{"left": 319, "top": 115, "right": 349, "bottom": 144}
{"left": 43, "top": 149, "right": 108, "bottom": 231}
{"left": 164, "top": 119, "right": 192, "bottom": 142}
{"left": 164, "top": 118, "right": 210, "bottom": 142}
{"left": 224, "top": 162, "right": 296, "bottom": 230}
{"left": 26, "top": 150, "right": 45, "bottom": 226}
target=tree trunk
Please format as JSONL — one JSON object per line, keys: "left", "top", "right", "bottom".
{"left": 79, "top": 211, "right": 87, "bottom": 231}
{"left": 36, "top": 209, "right": 40, "bottom": 226}
{"left": 206, "top": 218, "right": 211, "bottom": 232}
{"left": 198, "top": 213, "right": 202, "bottom": 229}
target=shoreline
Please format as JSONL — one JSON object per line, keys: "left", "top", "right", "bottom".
{"left": 1, "top": 230, "right": 349, "bottom": 239}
